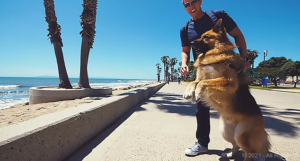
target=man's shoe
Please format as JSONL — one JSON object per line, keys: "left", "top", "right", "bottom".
{"left": 185, "top": 142, "right": 208, "bottom": 156}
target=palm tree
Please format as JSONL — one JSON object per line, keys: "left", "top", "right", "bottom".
{"left": 165, "top": 59, "right": 170, "bottom": 81}
{"left": 170, "top": 58, "right": 178, "bottom": 81}
{"left": 173, "top": 69, "right": 178, "bottom": 80}
{"left": 156, "top": 63, "right": 161, "bottom": 81}
{"left": 77, "top": 0, "right": 98, "bottom": 88}
{"left": 247, "top": 49, "right": 259, "bottom": 68}
{"left": 161, "top": 56, "right": 169, "bottom": 81}
{"left": 158, "top": 67, "right": 162, "bottom": 82}
{"left": 43, "top": 0, "right": 72, "bottom": 89}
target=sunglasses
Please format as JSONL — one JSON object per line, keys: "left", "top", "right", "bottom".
{"left": 183, "top": 0, "right": 200, "bottom": 8}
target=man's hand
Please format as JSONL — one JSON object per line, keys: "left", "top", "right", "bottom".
{"left": 243, "top": 60, "right": 251, "bottom": 72}
{"left": 181, "top": 64, "right": 189, "bottom": 75}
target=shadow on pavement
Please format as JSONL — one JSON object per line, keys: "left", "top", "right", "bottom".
{"left": 65, "top": 87, "right": 296, "bottom": 161}
{"left": 63, "top": 102, "right": 148, "bottom": 161}
{"left": 148, "top": 92, "right": 293, "bottom": 160}
{"left": 259, "top": 104, "right": 300, "bottom": 137}
{"left": 147, "top": 92, "right": 299, "bottom": 137}
{"left": 147, "top": 92, "right": 219, "bottom": 119}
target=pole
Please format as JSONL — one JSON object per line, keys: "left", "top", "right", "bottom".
{"left": 264, "top": 50, "right": 268, "bottom": 61}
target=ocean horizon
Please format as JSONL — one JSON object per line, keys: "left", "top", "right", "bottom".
{"left": 0, "top": 77, "right": 156, "bottom": 110}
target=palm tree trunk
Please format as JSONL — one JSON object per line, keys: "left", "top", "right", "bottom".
{"left": 44, "top": 0, "right": 72, "bottom": 89}
{"left": 171, "top": 67, "right": 174, "bottom": 82}
{"left": 53, "top": 42, "right": 72, "bottom": 89}
{"left": 78, "top": 35, "right": 91, "bottom": 88}
{"left": 163, "top": 63, "right": 166, "bottom": 81}
{"left": 157, "top": 67, "right": 160, "bottom": 82}
{"left": 78, "top": 0, "right": 98, "bottom": 88}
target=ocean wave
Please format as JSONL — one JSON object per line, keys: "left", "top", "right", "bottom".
{"left": 0, "top": 90, "right": 29, "bottom": 94}
{"left": 0, "top": 98, "right": 29, "bottom": 110}
{"left": 127, "top": 80, "right": 152, "bottom": 83}
{"left": 0, "top": 85, "right": 30, "bottom": 89}
{"left": 0, "top": 85, "right": 21, "bottom": 89}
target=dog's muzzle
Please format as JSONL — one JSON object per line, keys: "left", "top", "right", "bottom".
{"left": 191, "top": 40, "right": 210, "bottom": 55}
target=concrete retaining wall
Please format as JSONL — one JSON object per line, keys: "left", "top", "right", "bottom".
{"left": 0, "top": 82, "right": 165, "bottom": 161}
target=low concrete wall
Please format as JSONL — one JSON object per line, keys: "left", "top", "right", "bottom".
{"left": 29, "top": 86, "right": 112, "bottom": 105}
{"left": 0, "top": 82, "right": 165, "bottom": 161}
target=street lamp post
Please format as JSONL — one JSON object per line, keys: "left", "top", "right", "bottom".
{"left": 264, "top": 50, "right": 268, "bottom": 61}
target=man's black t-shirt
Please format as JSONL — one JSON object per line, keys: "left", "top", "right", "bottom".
{"left": 180, "top": 10, "right": 237, "bottom": 61}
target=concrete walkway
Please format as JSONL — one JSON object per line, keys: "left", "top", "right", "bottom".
{"left": 65, "top": 82, "right": 300, "bottom": 161}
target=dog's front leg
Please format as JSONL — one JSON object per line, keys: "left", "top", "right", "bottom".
{"left": 183, "top": 79, "right": 201, "bottom": 103}
{"left": 194, "top": 77, "right": 238, "bottom": 103}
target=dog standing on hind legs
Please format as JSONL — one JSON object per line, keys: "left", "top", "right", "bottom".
{"left": 183, "top": 19, "right": 271, "bottom": 161}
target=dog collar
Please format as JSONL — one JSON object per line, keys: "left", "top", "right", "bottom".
{"left": 223, "top": 62, "right": 243, "bottom": 74}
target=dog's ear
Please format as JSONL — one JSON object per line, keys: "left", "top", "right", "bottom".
{"left": 212, "top": 19, "right": 226, "bottom": 36}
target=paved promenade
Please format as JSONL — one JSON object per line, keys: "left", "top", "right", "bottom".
{"left": 66, "top": 82, "right": 300, "bottom": 161}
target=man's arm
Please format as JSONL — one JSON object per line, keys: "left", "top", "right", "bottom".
{"left": 180, "top": 46, "right": 191, "bottom": 75}
{"left": 228, "top": 26, "right": 248, "bottom": 58}
{"left": 228, "top": 26, "right": 251, "bottom": 71}
{"left": 180, "top": 24, "right": 192, "bottom": 75}
{"left": 181, "top": 46, "right": 191, "bottom": 65}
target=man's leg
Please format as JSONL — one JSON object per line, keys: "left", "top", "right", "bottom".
{"left": 185, "top": 100, "right": 210, "bottom": 156}
{"left": 196, "top": 100, "right": 211, "bottom": 147}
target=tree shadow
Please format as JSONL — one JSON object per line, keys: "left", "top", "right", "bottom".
{"left": 145, "top": 92, "right": 296, "bottom": 161}
{"left": 146, "top": 92, "right": 300, "bottom": 138}
{"left": 145, "top": 92, "right": 219, "bottom": 119}
{"left": 259, "top": 105, "right": 300, "bottom": 137}
{"left": 63, "top": 102, "right": 147, "bottom": 161}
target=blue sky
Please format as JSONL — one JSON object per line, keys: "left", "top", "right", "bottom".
{"left": 0, "top": 0, "right": 299, "bottom": 79}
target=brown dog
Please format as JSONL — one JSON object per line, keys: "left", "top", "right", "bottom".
{"left": 183, "top": 19, "right": 271, "bottom": 161}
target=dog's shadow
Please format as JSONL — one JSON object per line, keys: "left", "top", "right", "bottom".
{"left": 193, "top": 149, "right": 286, "bottom": 161}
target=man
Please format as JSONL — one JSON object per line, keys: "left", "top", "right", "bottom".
{"left": 179, "top": 0, "right": 251, "bottom": 156}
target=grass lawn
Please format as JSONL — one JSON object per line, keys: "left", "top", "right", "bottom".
{"left": 249, "top": 86, "right": 300, "bottom": 90}
{"left": 250, "top": 86, "right": 300, "bottom": 94}
{"left": 249, "top": 86, "right": 272, "bottom": 90}
{"left": 183, "top": 81, "right": 300, "bottom": 91}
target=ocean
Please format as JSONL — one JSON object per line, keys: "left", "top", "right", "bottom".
{"left": 0, "top": 77, "right": 154, "bottom": 110}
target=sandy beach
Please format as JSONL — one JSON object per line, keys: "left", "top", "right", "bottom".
{"left": 0, "top": 81, "right": 158, "bottom": 128}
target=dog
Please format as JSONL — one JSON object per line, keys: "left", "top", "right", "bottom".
{"left": 183, "top": 19, "right": 271, "bottom": 161}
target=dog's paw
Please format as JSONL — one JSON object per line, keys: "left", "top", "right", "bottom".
{"left": 195, "top": 93, "right": 202, "bottom": 103}
{"left": 190, "top": 94, "right": 198, "bottom": 104}
{"left": 195, "top": 82, "right": 207, "bottom": 102}
{"left": 183, "top": 89, "right": 195, "bottom": 100}
{"left": 194, "top": 89, "right": 203, "bottom": 103}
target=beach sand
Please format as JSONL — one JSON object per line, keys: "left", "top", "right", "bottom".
{"left": 0, "top": 82, "right": 159, "bottom": 128}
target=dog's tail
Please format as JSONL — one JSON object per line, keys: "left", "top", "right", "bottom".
{"left": 262, "top": 131, "right": 272, "bottom": 155}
